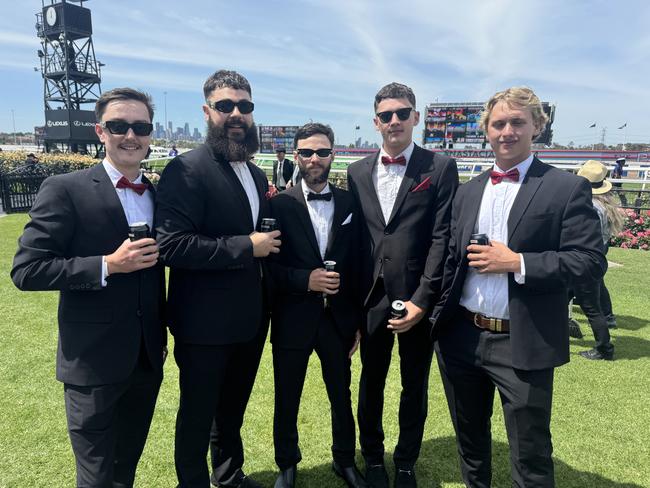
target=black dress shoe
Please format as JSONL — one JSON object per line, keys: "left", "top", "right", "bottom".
{"left": 274, "top": 465, "right": 296, "bottom": 488}
{"left": 365, "top": 463, "right": 389, "bottom": 488}
{"left": 568, "top": 319, "right": 583, "bottom": 339}
{"left": 332, "top": 461, "right": 368, "bottom": 488}
{"left": 394, "top": 468, "right": 417, "bottom": 488}
{"left": 212, "top": 472, "right": 263, "bottom": 488}
{"left": 579, "top": 348, "right": 614, "bottom": 360}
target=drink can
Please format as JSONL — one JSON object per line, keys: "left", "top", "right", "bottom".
{"left": 128, "top": 222, "right": 150, "bottom": 241}
{"left": 469, "top": 233, "right": 489, "bottom": 246}
{"left": 391, "top": 300, "right": 407, "bottom": 319}
{"left": 324, "top": 260, "right": 336, "bottom": 272}
{"left": 261, "top": 218, "right": 277, "bottom": 232}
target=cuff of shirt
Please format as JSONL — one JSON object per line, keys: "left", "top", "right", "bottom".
{"left": 514, "top": 253, "right": 525, "bottom": 284}
{"left": 101, "top": 256, "right": 108, "bottom": 287}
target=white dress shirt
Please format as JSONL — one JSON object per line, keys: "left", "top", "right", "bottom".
{"left": 459, "top": 154, "right": 532, "bottom": 319}
{"left": 373, "top": 141, "right": 415, "bottom": 223}
{"left": 230, "top": 161, "right": 260, "bottom": 228}
{"left": 101, "top": 159, "right": 154, "bottom": 285}
{"left": 277, "top": 159, "right": 287, "bottom": 188}
{"left": 302, "top": 179, "right": 334, "bottom": 260}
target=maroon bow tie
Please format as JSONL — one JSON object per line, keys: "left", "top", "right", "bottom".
{"left": 116, "top": 176, "right": 147, "bottom": 195}
{"left": 490, "top": 168, "right": 520, "bottom": 185}
{"left": 381, "top": 155, "right": 407, "bottom": 166}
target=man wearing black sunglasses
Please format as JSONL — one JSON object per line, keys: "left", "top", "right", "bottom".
{"left": 12, "top": 87, "right": 166, "bottom": 487}
{"left": 268, "top": 123, "right": 366, "bottom": 488}
{"left": 347, "top": 82, "right": 458, "bottom": 488}
{"left": 156, "top": 70, "right": 278, "bottom": 488}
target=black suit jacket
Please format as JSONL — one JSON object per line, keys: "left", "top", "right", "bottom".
{"left": 11, "top": 164, "right": 166, "bottom": 386}
{"left": 269, "top": 184, "right": 361, "bottom": 349}
{"left": 347, "top": 144, "right": 458, "bottom": 333}
{"left": 155, "top": 144, "right": 272, "bottom": 345}
{"left": 430, "top": 158, "right": 607, "bottom": 370}
{"left": 272, "top": 158, "right": 294, "bottom": 188}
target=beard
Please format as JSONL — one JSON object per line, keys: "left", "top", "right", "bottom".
{"left": 299, "top": 161, "right": 331, "bottom": 186}
{"left": 206, "top": 117, "right": 259, "bottom": 161}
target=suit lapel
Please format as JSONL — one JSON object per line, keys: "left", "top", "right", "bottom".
{"left": 326, "top": 186, "right": 348, "bottom": 256}
{"left": 507, "top": 158, "right": 544, "bottom": 242}
{"left": 360, "top": 153, "right": 386, "bottom": 227}
{"left": 90, "top": 164, "right": 129, "bottom": 237}
{"left": 290, "top": 186, "right": 322, "bottom": 261}
{"left": 216, "top": 154, "right": 255, "bottom": 230}
{"left": 387, "top": 145, "right": 425, "bottom": 225}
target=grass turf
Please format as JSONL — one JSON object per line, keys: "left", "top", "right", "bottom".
{"left": 0, "top": 214, "right": 648, "bottom": 487}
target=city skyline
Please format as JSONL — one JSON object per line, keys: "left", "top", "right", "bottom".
{"left": 1, "top": 1, "right": 649, "bottom": 148}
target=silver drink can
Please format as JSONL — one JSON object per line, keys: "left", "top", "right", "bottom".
{"left": 324, "top": 260, "right": 336, "bottom": 272}
{"left": 391, "top": 300, "right": 407, "bottom": 319}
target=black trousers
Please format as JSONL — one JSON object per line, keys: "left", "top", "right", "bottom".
{"left": 358, "top": 283, "right": 434, "bottom": 469}
{"left": 273, "top": 311, "right": 356, "bottom": 470}
{"left": 574, "top": 279, "right": 614, "bottom": 354}
{"left": 599, "top": 279, "right": 614, "bottom": 318}
{"left": 64, "top": 347, "right": 162, "bottom": 488}
{"left": 173, "top": 319, "right": 268, "bottom": 488}
{"left": 436, "top": 317, "right": 555, "bottom": 488}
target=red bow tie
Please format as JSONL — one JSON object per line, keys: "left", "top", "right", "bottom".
{"left": 381, "top": 155, "right": 406, "bottom": 166}
{"left": 490, "top": 168, "right": 520, "bottom": 185}
{"left": 116, "top": 176, "right": 148, "bottom": 195}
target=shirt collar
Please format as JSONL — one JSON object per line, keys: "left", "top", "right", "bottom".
{"left": 379, "top": 141, "right": 415, "bottom": 165}
{"left": 301, "top": 178, "right": 331, "bottom": 199}
{"left": 493, "top": 153, "right": 534, "bottom": 181}
{"left": 102, "top": 159, "right": 143, "bottom": 187}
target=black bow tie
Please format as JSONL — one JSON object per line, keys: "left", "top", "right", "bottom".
{"left": 307, "top": 192, "right": 332, "bottom": 201}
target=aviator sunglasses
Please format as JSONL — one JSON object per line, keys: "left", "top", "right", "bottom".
{"left": 208, "top": 99, "right": 255, "bottom": 114}
{"left": 375, "top": 107, "right": 413, "bottom": 124}
{"left": 296, "top": 148, "right": 333, "bottom": 158}
{"left": 102, "top": 120, "right": 153, "bottom": 136}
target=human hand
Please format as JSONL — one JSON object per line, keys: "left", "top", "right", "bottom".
{"left": 250, "top": 230, "right": 281, "bottom": 257}
{"left": 308, "top": 268, "right": 340, "bottom": 294}
{"left": 467, "top": 240, "right": 521, "bottom": 274}
{"left": 106, "top": 238, "right": 159, "bottom": 275}
{"left": 387, "top": 300, "right": 425, "bottom": 334}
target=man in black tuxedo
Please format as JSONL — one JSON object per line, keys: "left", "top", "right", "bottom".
{"left": 155, "top": 70, "right": 280, "bottom": 488}
{"left": 430, "top": 87, "right": 607, "bottom": 487}
{"left": 347, "top": 82, "right": 459, "bottom": 488}
{"left": 12, "top": 88, "right": 166, "bottom": 487}
{"left": 272, "top": 147, "right": 294, "bottom": 191}
{"left": 269, "top": 123, "right": 366, "bottom": 488}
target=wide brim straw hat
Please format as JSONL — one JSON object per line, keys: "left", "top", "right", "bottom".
{"left": 577, "top": 160, "right": 613, "bottom": 195}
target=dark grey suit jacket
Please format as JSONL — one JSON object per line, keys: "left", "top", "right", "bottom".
{"left": 430, "top": 158, "right": 607, "bottom": 370}
{"left": 11, "top": 163, "right": 166, "bottom": 386}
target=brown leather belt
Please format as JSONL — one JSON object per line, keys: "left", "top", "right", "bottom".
{"left": 461, "top": 307, "right": 510, "bottom": 333}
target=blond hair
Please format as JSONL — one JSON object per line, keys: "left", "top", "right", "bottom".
{"left": 479, "top": 86, "right": 549, "bottom": 135}
{"left": 594, "top": 193, "right": 624, "bottom": 236}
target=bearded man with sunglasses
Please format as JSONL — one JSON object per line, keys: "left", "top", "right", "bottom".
{"left": 347, "top": 82, "right": 458, "bottom": 488}
{"left": 12, "top": 88, "right": 166, "bottom": 487}
{"left": 156, "top": 70, "right": 279, "bottom": 488}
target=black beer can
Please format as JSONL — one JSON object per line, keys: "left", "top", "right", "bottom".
{"left": 128, "top": 222, "right": 150, "bottom": 241}
{"left": 469, "top": 233, "right": 489, "bottom": 246}
{"left": 324, "top": 260, "right": 336, "bottom": 272}
{"left": 261, "top": 218, "right": 277, "bottom": 232}
{"left": 391, "top": 300, "right": 407, "bottom": 319}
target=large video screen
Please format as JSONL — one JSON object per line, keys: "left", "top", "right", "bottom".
{"left": 258, "top": 125, "right": 299, "bottom": 153}
{"left": 423, "top": 103, "right": 554, "bottom": 146}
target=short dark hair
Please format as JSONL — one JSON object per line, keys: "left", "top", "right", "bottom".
{"left": 95, "top": 87, "right": 154, "bottom": 122}
{"left": 374, "top": 82, "right": 416, "bottom": 110}
{"left": 203, "top": 70, "right": 252, "bottom": 99}
{"left": 294, "top": 122, "right": 335, "bottom": 147}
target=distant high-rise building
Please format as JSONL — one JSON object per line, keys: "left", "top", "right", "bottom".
{"left": 184, "top": 122, "right": 190, "bottom": 138}
{"left": 167, "top": 121, "right": 173, "bottom": 139}
{"left": 193, "top": 127, "right": 201, "bottom": 140}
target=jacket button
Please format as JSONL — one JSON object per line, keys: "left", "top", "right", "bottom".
{"left": 384, "top": 230, "right": 390, "bottom": 235}
{"left": 384, "top": 257, "right": 391, "bottom": 262}
{"left": 136, "top": 310, "right": 143, "bottom": 317}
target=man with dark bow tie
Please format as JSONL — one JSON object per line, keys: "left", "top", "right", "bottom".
{"left": 269, "top": 122, "right": 366, "bottom": 488}
{"left": 347, "top": 82, "right": 459, "bottom": 488}
{"left": 12, "top": 87, "right": 167, "bottom": 487}
{"left": 430, "top": 86, "right": 607, "bottom": 487}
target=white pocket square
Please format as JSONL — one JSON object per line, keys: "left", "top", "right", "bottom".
{"left": 342, "top": 213, "right": 353, "bottom": 225}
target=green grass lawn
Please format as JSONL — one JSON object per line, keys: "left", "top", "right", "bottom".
{"left": 0, "top": 214, "right": 648, "bottom": 487}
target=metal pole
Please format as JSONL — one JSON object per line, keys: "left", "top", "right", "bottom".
{"left": 11, "top": 109, "right": 17, "bottom": 145}
{"left": 164, "top": 91, "right": 168, "bottom": 140}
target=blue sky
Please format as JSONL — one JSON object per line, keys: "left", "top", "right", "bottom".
{"left": 1, "top": 0, "right": 649, "bottom": 147}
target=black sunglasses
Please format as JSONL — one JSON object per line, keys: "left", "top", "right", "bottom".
{"left": 208, "top": 99, "right": 255, "bottom": 114}
{"left": 376, "top": 107, "right": 413, "bottom": 124}
{"left": 102, "top": 120, "right": 153, "bottom": 136}
{"left": 296, "top": 148, "right": 333, "bottom": 158}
